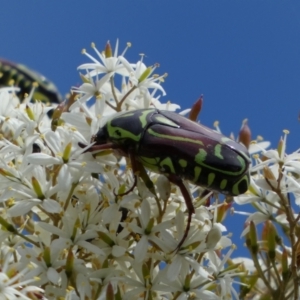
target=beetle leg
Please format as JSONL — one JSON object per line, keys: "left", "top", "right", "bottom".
{"left": 167, "top": 174, "right": 195, "bottom": 251}
{"left": 128, "top": 150, "right": 162, "bottom": 217}
{"left": 127, "top": 150, "right": 157, "bottom": 196}
{"left": 114, "top": 149, "right": 140, "bottom": 197}
{"left": 200, "top": 189, "right": 213, "bottom": 207}
{"left": 116, "top": 207, "right": 129, "bottom": 234}
{"left": 78, "top": 142, "right": 117, "bottom": 153}
{"left": 113, "top": 176, "right": 137, "bottom": 197}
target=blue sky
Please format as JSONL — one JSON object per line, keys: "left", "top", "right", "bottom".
{"left": 1, "top": 1, "right": 300, "bottom": 258}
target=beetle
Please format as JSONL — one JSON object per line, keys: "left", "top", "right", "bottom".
{"left": 0, "top": 58, "right": 62, "bottom": 104}
{"left": 86, "top": 108, "right": 251, "bottom": 250}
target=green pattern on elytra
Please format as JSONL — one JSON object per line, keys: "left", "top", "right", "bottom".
{"left": 160, "top": 157, "right": 176, "bottom": 173}
{"left": 112, "top": 109, "right": 151, "bottom": 130}
{"left": 179, "top": 159, "right": 187, "bottom": 168}
{"left": 194, "top": 166, "right": 202, "bottom": 182}
{"left": 208, "top": 173, "right": 215, "bottom": 186}
{"left": 195, "top": 148, "right": 246, "bottom": 176}
{"left": 220, "top": 179, "right": 227, "bottom": 190}
{"left": 232, "top": 175, "right": 249, "bottom": 195}
{"left": 140, "top": 156, "right": 158, "bottom": 165}
{"left": 107, "top": 120, "right": 141, "bottom": 142}
{"left": 195, "top": 149, "right": 207, "bottom": 163}
{"left": 139, "top": 109, "right": 152, "bottom": 128}
{"left": 148, "top": 128, "right": 204, "bottom": 145}
{"left": 139, "top": 156, "right": 160, "bottom": 172}
{"left": 154, "top": 115, "right": 178, "bottom": 127}
{"left": 214, "top": 144, "right": 224, "bottom": 160}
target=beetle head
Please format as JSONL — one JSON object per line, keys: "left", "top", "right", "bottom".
{"left": 94, "top": 127, "right": 109, "bottom": 145}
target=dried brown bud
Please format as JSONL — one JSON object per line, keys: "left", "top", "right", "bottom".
{"left": 238, "top": 119, "right": 251, "bottom": 149}
{"left": 263, "top": 166, "right": 276, "bottom": 181}
{"left": 189, "top": 95, "right": 203, "bottom": 121}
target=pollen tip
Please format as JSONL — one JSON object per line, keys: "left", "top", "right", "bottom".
{"left": 213, "top": 121, "right": 219, "bottom": 128}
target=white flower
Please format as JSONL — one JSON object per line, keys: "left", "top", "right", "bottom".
{"left": 26, "top": 129, "right": 110, "bottom": 188}
{"left": 5, "top": 165, "right": 61, "bottom": 216}
{"left": 0, "top": 89, "right": 20, "bottom": 119}
{"left": 38, "top": 215, "right": 104, "bottom": 256}
{"left": 18, "top": 240, "right": 65, "bottom": 286}
{"left": 128, "top": 199, "right": 169, "bottom": 262}
{"left": 119, "top": 56, "right": 166, "bottom": 96}
{"left": 205, "top": 246, "right": 242, "bottom": 300}
{"left": 71, "top": 72, "right": 112, "bottom": 108}
{"left": 152, "top": 267, "right": 219, "bottom": 300}
{"left": 17, "top": 102, "right": 53, "bottom": 135}
{"left": 78, "top": 40, "right": 131, "bottom": 77}
{"left": 0, "top": 251, "right": 43, "bottom": 300}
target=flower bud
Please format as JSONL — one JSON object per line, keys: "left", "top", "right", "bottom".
{"left": 278, "top": 130, "right": 289, "bottom": 160}
{"left": 0, "top": 216, "right": 17, "bottom": 233}
{"left": 25, "top": 104, "right": 35, "bottom": 121}
{"left": 62, "top": 142, "right": 72, "bottom": 163}
{"left": 263, "top": 166, "right": 276, "bottom": 181}
{"left": 51, "top": 100, "right": 65, "bottom": 121}
{"left": 139, "top": 66, "right": 152, "bottom": 83}
{"left": 65, "top": 249, "right": 74, "bottom": 278}
{"left": 32, "top": 177, "right": 44, "bottom": 199}
{"left": 247, "top": 221, "right": 258, "bottom": 255}
{"left": 106, "top": 282, "right": 114, "bottom": 300}
{"left": 282, "top": 248, "right": 290, "bottom": 282}
{"left": 105, "top": 41, "right": 112, "bottom": 58}
{"left": 142, "top": 263, "right": 150, "bottom": 278}
{"left": 216, "top": 202, "right": 231, "bottom": 223}
{"left": 262, "top": 220, "right": 277, "bottom": 261}
{"left": 98, "top": 231, "right": 115, "bottom": 246}
{"left": 43, "top": 246, "right": 51, "bottom": 267}
{"left": 184, "top": 273, "right": 191, "bottom": 291}
{"left": 145, "top": 218, "right": 155, "bottom": 235}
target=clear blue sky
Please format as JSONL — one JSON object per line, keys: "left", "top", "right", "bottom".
{"left": 1, "top": 1, "right": 299, "bottom": 258}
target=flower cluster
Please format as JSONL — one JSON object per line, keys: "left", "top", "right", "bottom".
{"left": 0, "top": 40, "right": 298, "bottom": 299}
{"left": 234, "top": 130, "right": 300, "bottom": 299}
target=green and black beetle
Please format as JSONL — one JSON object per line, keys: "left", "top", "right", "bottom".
{"left": 0, "top": 58, "right": 62, "bottom": 104}
{"left": 87, "top": 108, "right": 251, "bottom": 250}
